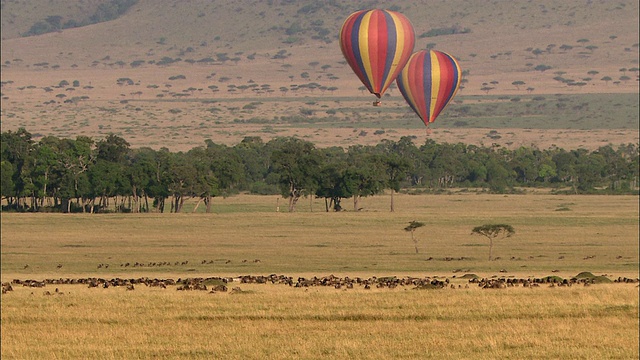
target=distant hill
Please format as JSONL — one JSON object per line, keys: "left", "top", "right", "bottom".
{"left": 2, "top": 0, "right": 638, "bottom": 93}
{"left": 0, "top": 0, "right": 638, "bottom": 151}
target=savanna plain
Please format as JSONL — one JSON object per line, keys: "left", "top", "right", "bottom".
{"left": 2, "top": 193, "right": 639, "bottom": 359}
{"left": 2, "top": 0, "right": 639, "bottom": 358}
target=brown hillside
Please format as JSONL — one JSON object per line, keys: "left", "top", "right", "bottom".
{"left": 1, "top": 0, "right": 638, "bottom": 151}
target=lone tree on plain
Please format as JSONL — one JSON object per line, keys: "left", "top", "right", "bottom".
{"left": 471, "top": 224, "right": 515, "bottom": 260}
{"left": 404, "top": 221, "right": 426, "bottom": 254}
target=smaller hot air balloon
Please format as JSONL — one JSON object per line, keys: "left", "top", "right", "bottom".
{"left": 339, "top": 9, "right": 415, "bottom": 106}
{"left": 396, "top": 50, "right": 462, "bottom": 126}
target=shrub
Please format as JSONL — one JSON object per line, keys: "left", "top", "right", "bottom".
{"left": 418, "top": 26, "right": 471, "bottom": 38}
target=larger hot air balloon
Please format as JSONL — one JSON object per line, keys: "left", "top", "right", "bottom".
{"left": 396, "top": 50, "right": 462, "bottom": 126}
{"left": 339, "top": 9, "right": 415, "bottom": 103}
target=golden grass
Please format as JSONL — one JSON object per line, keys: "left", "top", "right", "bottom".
{"left": 2, "top": 283, "right": 638, "bottom": 359}
{"left": 1, "top": 193, "right": 638, "bottom": 358}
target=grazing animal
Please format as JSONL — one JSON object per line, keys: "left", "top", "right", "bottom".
{"left": 210, "top": 285, "right": 227, "bottom": 293}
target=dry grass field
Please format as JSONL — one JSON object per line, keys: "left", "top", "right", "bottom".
{"left": 1, "top": 284, "right": 638, "bottom": 359}
{"left": 1, "top": 193, "right": 639, "bottom": 358}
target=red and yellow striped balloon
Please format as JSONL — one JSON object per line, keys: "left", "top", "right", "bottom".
{"left": 339, "top": 9, "right": 415, "bottom": 99}
{"left": 396, "top": 50, "right": 462, "bottom": 126}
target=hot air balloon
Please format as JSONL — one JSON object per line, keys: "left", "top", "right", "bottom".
{"left": 339, "top": 9, "right": 415, "bottom": 106}
{"left": 396, "top": 50, "right": 462, "bottom": 126}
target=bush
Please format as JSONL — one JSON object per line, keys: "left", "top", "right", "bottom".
{"left": 250, "top": 181, "right": 279, "bottom": 195}
{"left": 418, "top": 26, "right": 471, "bottom": 38}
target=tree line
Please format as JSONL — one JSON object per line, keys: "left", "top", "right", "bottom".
{"left": 23, "top": 0, "right": 138, "bottom": 37}
{"left": 1, "top": 128, "right": 638, "bottom": 213}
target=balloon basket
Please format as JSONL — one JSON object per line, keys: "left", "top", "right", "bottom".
{"left": 372, "top": 100, "right": 381, "bottom": 107}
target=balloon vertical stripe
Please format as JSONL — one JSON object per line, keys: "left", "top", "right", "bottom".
{"left": 359, "top": 11, "right": 375, "bottom": 92}
{"left": 405, "top": 51, "right": 425, "bottom": 121}
{"left": 340, "top": 11, "right": 370, "bottom": 92}
{"left": 396, "top": 50, "right": 462, "bottom": 126}
{"left": 428, "top": 51, "right": 440, "bottom": 123}
{"left": 383, "top": 13, "right": 415, "bottom": 94}
{"left": 340, "top": 9, "right": 415, "bottom": 98}
{"left": 377, "top": 11, "right": 393, "bottom": 93}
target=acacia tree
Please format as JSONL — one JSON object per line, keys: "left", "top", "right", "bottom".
{"left": 471, "top": 224, "right": 515, "bottom": 260}
{"left": 404, "top": 221, "right": 426, "bottom": 254}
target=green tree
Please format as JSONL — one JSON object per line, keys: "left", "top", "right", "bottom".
{"left": 187, "top": 146, "right": 219, "bottom": 213}
{"left": 205, "top": 142, "right": 244, "bottom": 195}
{"left": 428, "top": 142, "right": 466, "bottom": 188}
{"left": 509, "top": 147, "right": 539, "bottom": 184}
{"left": 145, "top": 148, "right": 172, "bottom": 213}
{"left": 270, "top": 138, "right": 321, "bottom": 212}
{"left": 31, "top": 136, "right": 63, "bottom": 209}
{"left": 95, "top": 134, "right": 130, "bottom": 163}
{"left": 127, "top": 147, "right": 157, "bottom": 212}
{"left": 575, "top": 151, "right": 605, "bottom": 192}
{"left": 551, "top": 149, "right": 578, "bottom": 191}
{"left": 512, "top": 80, "right": 526, "bottom": 90}
{"left": 56, "top": 136, "right": 95, "bottom": 212}
{"left": 315, "top": 148, "right": 353, "bottom": 211}
{"left": 1, "top": 128, "right": 35, "bottom": 210}
{"left": 166, "top": 152, "right": 198, "bottom": 213}
{"left": 375, "top": 140, "right": 412, "bottom": 212}
{"left": 88, "top": 159, "right": 125, "bottom": 212}
{"left": 485, "top": 156, "right": 511, "bottom": 193}
{"left": 0, "top": 160, "right": 15, "bottom": 203}
{"left": 471, "top": 224, "right": 515, "bottom": 260}
{"left": 601, "top": 76, "right": 612, "bottom": 85}
{"left": 234, "top": 137, "right": 272, "bottom": 193}
{"left": 346, "top": 146, "right": 386, "bottom": 210}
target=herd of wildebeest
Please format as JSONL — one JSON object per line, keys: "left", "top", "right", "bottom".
{"left": 2, "top": 272, "right": 639, "bottom": 296}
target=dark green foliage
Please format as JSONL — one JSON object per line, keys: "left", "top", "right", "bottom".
{"left": 1, "top": 129, "right": 638, "bottom": 213}
{"left": 90, "top": 0, "right": 138, "bottom": 23}
{"left": 472, "top": 224, "right": 515, "bottom": 237}
{"left": 572, "top": 272, "right": 612, "bottom": 284}
{"left": 23, "top": 0, "right": 138, "bottom": 37}
{"left": 418, "top": 26, "right": 471, "bottom": 38}
{"left": 574, "top": 271, "right": 596, "bottom": 279}
{"left": 404, "top": 221, "right": 425, "bottom": 232}
{"left": 404, "top": 221, "right": 426, "bottom": 254}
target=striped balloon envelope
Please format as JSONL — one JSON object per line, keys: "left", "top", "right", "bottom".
{"left": 396, "top": 50, "right": 462, "bottom": 126}
{"left": 339, "top": 9, "right": 415, "bottom": 99}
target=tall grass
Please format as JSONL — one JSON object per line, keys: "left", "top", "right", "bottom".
{"left": 1, "top": 284, "right": 638, "bottom": 359}
{"left": 1, "top": 193, "right": 638, "bottom": 358}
